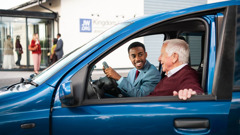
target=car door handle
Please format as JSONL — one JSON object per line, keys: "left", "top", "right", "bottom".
{"left": 174, "top": 119, "right": 209, "bottom": 134}
{"left": 174, "top": 119, "right": 209, "bottom": 128}
{"left": 21, "top": 123, "right": 36, "bottom": 129}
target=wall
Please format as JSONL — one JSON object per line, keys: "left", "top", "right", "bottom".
{"left": 60, "top": 0, "right": 144, "bottom": 55}
{"left": 207, "top": 0, "right": 227, "bottom": 3}
{"left": 21, "top": 0, "right": 143, "bottom": 68}
{"left": 22, "top": 0, "right": 210, "bottom": 69}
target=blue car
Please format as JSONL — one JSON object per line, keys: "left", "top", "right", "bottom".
{"left": 0, "top": 1, "right": 240, "bottom": 135}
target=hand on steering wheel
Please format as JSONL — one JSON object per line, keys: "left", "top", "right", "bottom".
{"left": 104, "top": 67, "right": 121, "bottom": 81}
{"left": 102, "top": 62, "right": 123, "bottom": 97}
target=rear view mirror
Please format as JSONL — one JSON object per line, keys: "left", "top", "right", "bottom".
{"left": 59, "top": 81, "right": 75, "bottom": 106}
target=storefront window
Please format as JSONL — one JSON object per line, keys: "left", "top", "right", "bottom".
{"left": 28, "top": 18, "right": 53, "bottom": 67}
{"left": 0, "top": 17, "right": 26, "bottom": 68}
{"left": 0, "top": 16, "right": 53, "bottom": 69}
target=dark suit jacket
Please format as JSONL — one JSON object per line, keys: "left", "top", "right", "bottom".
{"left": 149, "top": 65, "right": 203, "bottom": 96}
{"left": 55, "top": 38, "right": 64, "bottom": 59}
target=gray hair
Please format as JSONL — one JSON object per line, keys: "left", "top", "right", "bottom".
{"left": 163, "top": 39, "right": 189, "bottom": 64}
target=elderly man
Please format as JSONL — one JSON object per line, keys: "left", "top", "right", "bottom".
{"left": 104, "top": 42, "right": 161, "bottom": 97}
{"left": 149, "top": 39, "right": 204, "bottom": 100}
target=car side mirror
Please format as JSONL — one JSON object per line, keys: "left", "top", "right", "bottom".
{"left": 59, "top": 81, "right": 75, "bottom": 106}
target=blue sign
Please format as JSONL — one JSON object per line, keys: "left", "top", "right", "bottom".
{"left": 80, "top": 18, "right": 92, "bottom": 32}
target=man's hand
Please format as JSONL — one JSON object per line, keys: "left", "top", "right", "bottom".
{"left": 104, "top": 67, "right": 121, "bottom": 81}
{"left": 173, "top": 89, "right": 197, "bottom": 100}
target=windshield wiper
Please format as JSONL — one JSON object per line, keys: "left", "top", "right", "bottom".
{"left": 7, "top": 74, "right": 39, "bottom": 90}
{"left": 7, "top": 78, "right": 38, "bottom": 92}
{"left": 21, "top": 75, "right": 39, "bottom": 87}
{"left": 20, "top": 78, "right": 38, "bottom": 87}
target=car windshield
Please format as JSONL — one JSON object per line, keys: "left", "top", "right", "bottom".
{"left": 32, "top": 22, "right": 131, "bottom": 85}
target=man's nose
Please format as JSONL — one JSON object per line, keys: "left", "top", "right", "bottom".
{"left": 135, "top": 55, "right": 140, "bottom": 61}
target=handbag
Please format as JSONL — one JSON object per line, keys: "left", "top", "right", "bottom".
{"left": 28, "top": 44, "right": 37, "bottom": 51}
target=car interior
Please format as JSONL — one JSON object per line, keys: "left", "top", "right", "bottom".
{"left": 86, "top": 16, "right": 211, "bottom": 100}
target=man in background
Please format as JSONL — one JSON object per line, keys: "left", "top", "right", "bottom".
{"left": 55, "top": 33, "right": 64, "bottom": 60}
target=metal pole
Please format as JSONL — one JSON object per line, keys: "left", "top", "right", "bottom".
{"left": 26, "top": 18, "right": 30, "bottom": 67}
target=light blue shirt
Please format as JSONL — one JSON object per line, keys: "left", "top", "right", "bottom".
{"left": 117, "top": 60, "right": 161, "bottom": 97}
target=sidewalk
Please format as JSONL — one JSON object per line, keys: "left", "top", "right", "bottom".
{"left": 0, "top": 68, "right": 130, "bottom": 88}
{"left": 0, "top": 71, "right": 34, "bottom": 79}
{"left": 0, "top": 71, "right": 34, "bottom": 88}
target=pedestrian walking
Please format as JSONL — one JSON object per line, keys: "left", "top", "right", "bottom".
{"left": 15, "top": 35, "right": 23, "bottom": 66}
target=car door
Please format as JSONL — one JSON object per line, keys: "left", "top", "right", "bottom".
{"left": 51, "top": 4, "right": 236, "bottom": 135}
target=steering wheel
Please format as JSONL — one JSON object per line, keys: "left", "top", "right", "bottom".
{"left": 102, "top": 61, "right": 123, "bottom": 97}
{"left": 87, "top": 65, "right": 104, "bottom": 99}
{"left": 88, "top": 62, "right": 123, "bottom": 98}
{"left": 87, "top": 80, "right": 103, "bottom": 99}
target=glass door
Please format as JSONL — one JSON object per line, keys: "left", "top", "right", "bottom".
{"left": 0, "top": 17, "right": 26, "bottom": 68}
{"left": 27, "top": 18, "right": 54, "bottom": 68}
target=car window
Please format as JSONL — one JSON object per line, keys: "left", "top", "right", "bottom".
{"left": 92, "top": 35, "right": 164, "bottom": 75}
{"left": 234, "top": 6, "right": 240, "bottom": 88}
{"left": 88, "top": 31, "right": 205, "bottom": 99}
{"left": 90, "top": 36, "right": 163, "bottom": 79}
{"left": 179, "top": 32, "right": 203, "bottom": 69}
{"left": 89, "top": 35, "right": 163, "bottom": 99}
{"left": 83, "top": 16, "right": 214, "bottom": 102}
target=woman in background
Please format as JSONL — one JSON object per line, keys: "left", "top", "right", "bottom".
{"left": 29, "top": 33, "right": 41, "bottom": 74}
{"left": 2, "top": 35, "right": 16, "bottom": 69}
{"left": 15, "top": 35, "right": 23, "bottom": 66}
{"left": 50, "top": 38, "right": 58, "bottom": 65}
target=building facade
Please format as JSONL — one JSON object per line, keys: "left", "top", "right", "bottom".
{"left": 0, "top": 0, "right": 207, "bottom": 70}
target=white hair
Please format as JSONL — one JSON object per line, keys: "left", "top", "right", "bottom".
{"left": 163, "top": 39, "right": 189, "bottom": 64}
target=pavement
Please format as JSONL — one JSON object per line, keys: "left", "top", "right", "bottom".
{"left": 0, "top": 69, "right": 130, "bottom": 88}
{"left": 0, "top": 71, "right": 34, "bottom": 88}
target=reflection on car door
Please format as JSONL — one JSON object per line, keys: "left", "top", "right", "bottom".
{"left": 51, "top": 97, "right": 231, "bottom": 135}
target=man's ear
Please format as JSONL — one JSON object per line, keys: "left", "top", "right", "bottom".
{"left": 172, "top": 53, "right": 179, "bottom": 63}
{"left": 145, "top": 52, "right": 148, "bottom": 57}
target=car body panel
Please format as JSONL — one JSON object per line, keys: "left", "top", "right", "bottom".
{"left": 52, "top": 100, "right": 231, "bottom": 135}
{"left": 227, "top": 92, "right": 240, "bottom": 134}
{"left": 0, "top": 1, "right": 239, "bottom": 135}
{"left": 0, "top": 84, "right": 54, "bottom": 134}
{"left": 205, "top": 15, "right": 217, "bottom": 94}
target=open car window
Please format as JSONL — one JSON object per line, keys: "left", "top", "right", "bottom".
{"left": 85, "top": 16, "right": 211, "bottom": 101}
{"left": 66, "top": 8, "right": 230, "bottom": 105}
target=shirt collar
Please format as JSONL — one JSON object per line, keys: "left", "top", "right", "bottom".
{"left": 58, "top": 37, "right": 62, "bottom": 40}
{"left": 166, "top": 63, "right": 187, "bottom": 77}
